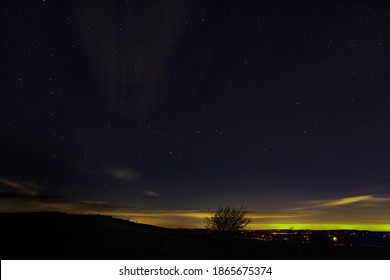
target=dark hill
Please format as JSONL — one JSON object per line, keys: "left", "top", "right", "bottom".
{"left": 0, "top": 212, "right": 180, "bottom": 259}
{"left": 1, "top": 212, "right": 389, "bottom": 259}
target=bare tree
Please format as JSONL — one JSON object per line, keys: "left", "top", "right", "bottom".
{"left": 204, "top": 205, "right": 252, "bottom": 231}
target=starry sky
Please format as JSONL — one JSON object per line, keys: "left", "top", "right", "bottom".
{"left": 1, "top": 0, "right": 389, "bottom": 230}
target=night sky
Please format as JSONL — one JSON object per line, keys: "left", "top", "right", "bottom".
{"left": 1, "top": 0, "right": 389, "bottom": 230}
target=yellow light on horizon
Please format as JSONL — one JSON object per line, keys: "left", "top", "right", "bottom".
{"left": 249, "top": 223, "right": 390, "bottom": 232}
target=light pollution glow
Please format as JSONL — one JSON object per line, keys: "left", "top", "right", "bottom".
{"left": 0, "top": 178, "right": 389, "bottom": 231}
{"left": 248, "top": 224, "right": 390, "bottom": 232}
{"left": 1, "top": 200, "right": 389, "bottom": 231}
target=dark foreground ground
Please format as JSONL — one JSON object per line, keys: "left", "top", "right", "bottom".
{"left": 1, "top": 212, "right": 389, "bottom": 259}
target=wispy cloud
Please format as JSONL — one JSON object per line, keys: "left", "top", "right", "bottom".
{"left": 106, "top": 167, "right": 140, "bottom": 181}
{"left": 249, "top": 212, "right": 311, "bottom": 219}
{"left": 79, "top": 200, "right": 108, "bottom": 205}
{"left": 276, "top": 193, "right": 390, "bottom": 227}
{"left": 296, "top": 194, "right": 390, "bottom": 210}
{"left": 143, "top": 191, "right": 161, "bottom": 198}
{"left": 0, "top": 178, "right": 41, "bottom": 197}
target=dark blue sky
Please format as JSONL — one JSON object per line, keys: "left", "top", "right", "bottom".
{"left": 1, "top": 0, "right": 389, "bottom": 229}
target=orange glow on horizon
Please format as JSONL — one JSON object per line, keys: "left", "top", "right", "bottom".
{"left": 247, "top": 223, "right": 390, "bottom": 232}
{"left": 1, "top": 191, "right": 389, "bottom": 232}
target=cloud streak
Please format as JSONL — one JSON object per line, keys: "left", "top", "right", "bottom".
{"left": 106, "top": 167, "right": 140, "bottom": 181}
{"left": 143, "top": 191, "right": 161, "bottom": 198}
{"left": 0, "top": 178, "right": 41, "bottom": 197}
{"left": 296, "top": 194, "right": 390, "bottom": 210}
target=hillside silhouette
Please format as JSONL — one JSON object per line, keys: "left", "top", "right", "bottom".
{"left": 1, "top": 212, "right": 389, "bottom": 259}
{"left": 1, "top": 212, "right": 176, "bottom": 259}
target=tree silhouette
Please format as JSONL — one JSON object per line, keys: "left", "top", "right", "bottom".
{"left": 204, "top": 205, "right": 252, "bottom": 231}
